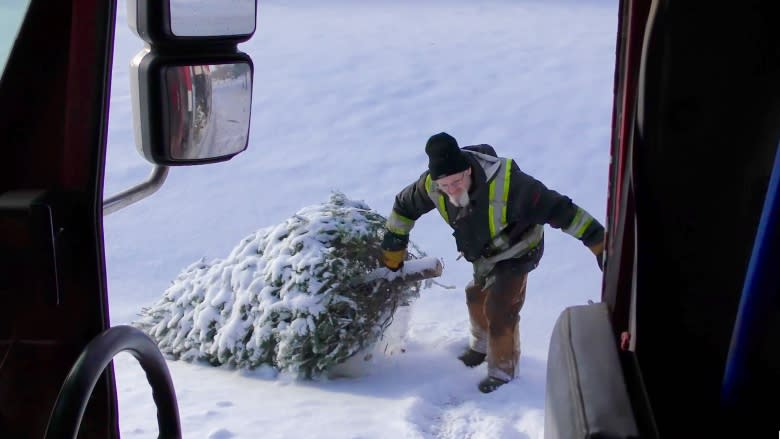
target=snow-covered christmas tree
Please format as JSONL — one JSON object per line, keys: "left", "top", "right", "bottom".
{"left": 134, "top": 192, "right": 436, "bottom": 378}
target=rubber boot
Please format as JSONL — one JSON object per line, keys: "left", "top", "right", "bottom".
{"left": 458, "top": 348, "right": 486, "bottom": 367}
{"left": 478, "top": 376, "right": 508, "bottom": 393}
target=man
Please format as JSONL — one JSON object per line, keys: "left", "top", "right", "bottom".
{"left": 381, "top": 132, "right": 605, "bottom": 393}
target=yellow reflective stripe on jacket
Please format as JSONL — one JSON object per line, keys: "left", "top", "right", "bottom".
{"left": 425, "top": 174, "right": 449, "bottom": 223}
{"left": 386, "top": 210, "right": 415, "bottom": 235}
{"left": 563, "top": 207, "right": 594, "bottom": 239}
{"left": 501, "top": 159, "right": 512, "bottom": 224}
{"left": 488, "top": 158, "right": 513, "bottom": 238}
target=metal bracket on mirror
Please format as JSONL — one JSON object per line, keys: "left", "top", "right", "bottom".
{"left": 103, "top": 165, "right": 169, "bottom": 216}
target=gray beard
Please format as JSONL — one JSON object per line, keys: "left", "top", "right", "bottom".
{"left": 448, "top": 191, "right": 470, "bottom": 207}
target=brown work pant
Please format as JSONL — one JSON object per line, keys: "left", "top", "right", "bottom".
{"left": 465, "top": 265, "right": 527, "bottom": 381}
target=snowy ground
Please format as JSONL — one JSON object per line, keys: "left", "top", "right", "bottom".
{"left": 104, "top": 1, "right": 617, "bottom": 437}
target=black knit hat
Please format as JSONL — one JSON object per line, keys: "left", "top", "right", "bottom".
{"left": 425, "top": 132, "right": 469, "bottom": 180}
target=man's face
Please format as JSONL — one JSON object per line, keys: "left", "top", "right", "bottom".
{"left": 435, "top": 168, "right": 472, "bottom": 206}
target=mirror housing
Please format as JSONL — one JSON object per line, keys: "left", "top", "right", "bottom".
{"left": 127, "top": 0, "right": 257, "bottom": 46}
{"left": 130, "top": 50, "right": 253, "bottom": 166}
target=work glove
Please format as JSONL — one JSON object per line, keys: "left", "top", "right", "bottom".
{"left": 382, "top": 249, "right": 406, "bottom": 272}
{"left": 381, "top": 230, "right": 409, "bottom": 272}
{"left": 588, "top": 238, "right": 605, "bottom": 272}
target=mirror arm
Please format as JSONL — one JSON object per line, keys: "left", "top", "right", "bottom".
{"left": 103, "top": 165, "right": 169, "bottom": 216}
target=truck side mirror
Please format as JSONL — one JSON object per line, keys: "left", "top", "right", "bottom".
{"left": 104, "top": 0, "right": 257, "bottom": 215}
{"left": 130, "top": 51, "right": 253, "bottom": 165}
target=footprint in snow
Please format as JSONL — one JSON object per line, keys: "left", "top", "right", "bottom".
{"left": 207, "top": 428, "right": 235, "bottom": 439}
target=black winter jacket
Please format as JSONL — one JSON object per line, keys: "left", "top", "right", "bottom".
{"left": 388, "top": 144, "right": 605, "bottom": 269}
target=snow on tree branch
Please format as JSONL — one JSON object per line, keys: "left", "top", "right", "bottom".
{"left": 134, "top": 191, "right": 437, "bottom": 378}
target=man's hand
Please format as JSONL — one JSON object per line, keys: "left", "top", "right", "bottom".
{"left": 382, "top": 248, "right": 406, "bottom": 271}
{"left": 588, "top": 239, "right": 605, "bottom": 272}
{"left": 381, "top": 230, "right": 409, "bottom": 272}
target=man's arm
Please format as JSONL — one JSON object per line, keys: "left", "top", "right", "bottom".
{"left": 508, "top": 163, "right": 605, "bottom": 267}
{"left": 381, "top": 173, "right": 436, "bottom": 270}
{"left": 385, "top": 172, "right": 436, "bottom": 236}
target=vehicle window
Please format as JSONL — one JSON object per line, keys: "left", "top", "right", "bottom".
{"left": 0, "top": 0, "right": 31, "bottom": 76}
